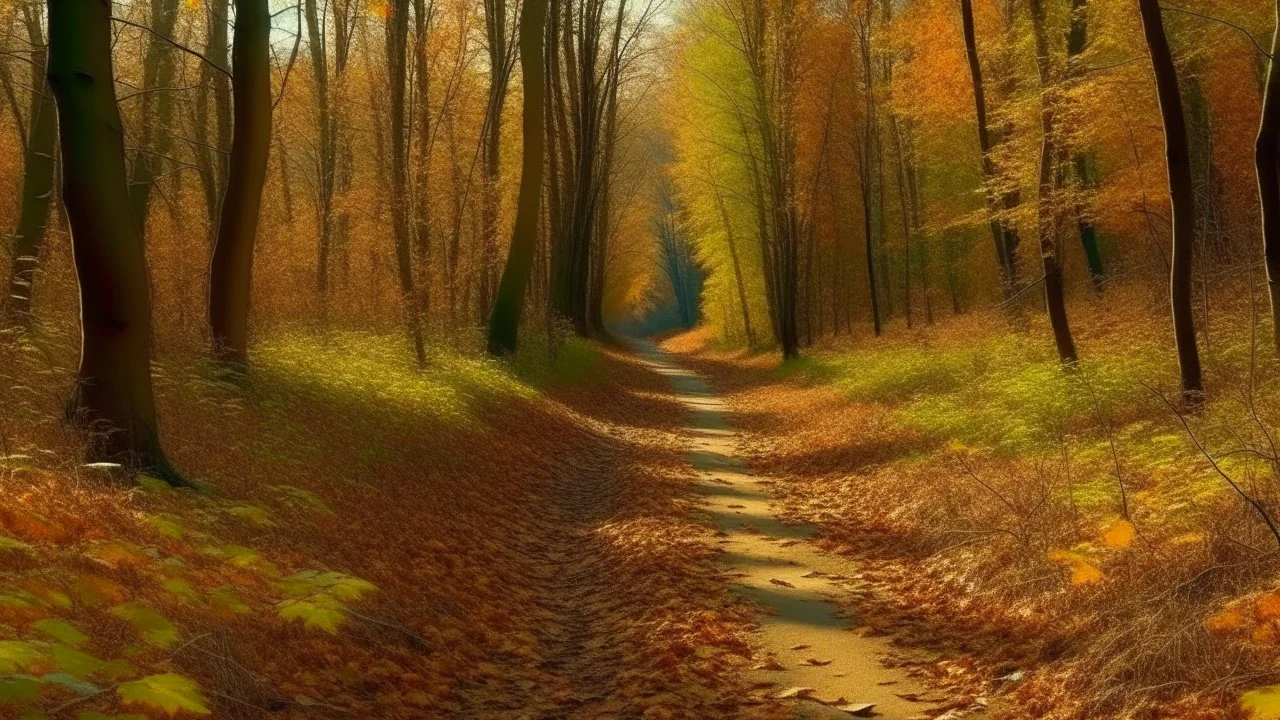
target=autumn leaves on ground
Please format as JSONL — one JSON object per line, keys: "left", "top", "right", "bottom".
{"left": 16, "top": 291, "right": 1280, "bottom": 720}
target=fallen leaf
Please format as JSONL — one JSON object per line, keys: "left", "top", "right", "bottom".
{"left": 769, "top": 578, "right": 795, "bottom": 588}
{"left": 775, "top": 686, "right": 815, "bottom": 699}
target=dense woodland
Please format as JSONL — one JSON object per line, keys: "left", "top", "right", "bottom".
{"left": 3, "top": 0, "right": 1280, "bottom": 717}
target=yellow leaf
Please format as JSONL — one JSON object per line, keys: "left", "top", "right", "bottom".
{"left": 1206, "top": 608, "right": 1246, "bottom": 634}
{"left": 118, "top": 673, "right": 210, "bottom": 716}
{"left": 1047, "top": 550, "right": 1103, "bottom": 586}
{"left": 1243, "top": 684, "right": 1280, "bottom": 718}
{"left": 1102, "top": 519, "right": 1135, "bottom": 549}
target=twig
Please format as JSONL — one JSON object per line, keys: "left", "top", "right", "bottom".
{"left": 1161, "top": 5, "right": 1272, "bottom": 60}
{"left": 1144, "top": 382, "right": 1280, "bottom": 549}
{"left": 111, "top": 17, "right": 232, "bottom": 79}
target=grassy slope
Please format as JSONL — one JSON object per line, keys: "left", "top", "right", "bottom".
{"left": 0, "top": 330, "right": 765, "bottom": 719}
{"left": 667, "top": 285, "right": 1280, "bottom": 719}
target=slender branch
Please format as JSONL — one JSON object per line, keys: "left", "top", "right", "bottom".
{"left": 111, "top": 17, "right": 233, "bottom": 79}
{"left": 1161, "top": 5, "right": 1272, "bottom": 59}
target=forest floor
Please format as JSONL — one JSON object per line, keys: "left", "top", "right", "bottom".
{"left": 661, "top": 284, "right": 1280, "bottom": 720}
{"left": 9, "top": 286, "right": 1280, "bottom": 719}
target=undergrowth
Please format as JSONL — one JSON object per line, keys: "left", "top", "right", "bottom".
{"left": 672, "top": 284, "right": 1280, "bottom": 719}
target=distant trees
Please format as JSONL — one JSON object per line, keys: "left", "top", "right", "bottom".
{"left": 127, "top": 0, "right": 182, "bottom": 237}
{"left": 655, "top": 177, "right": 700, "bottom": 329}
{"left": 47, "top": 0, "right": 182, "bottom": 482}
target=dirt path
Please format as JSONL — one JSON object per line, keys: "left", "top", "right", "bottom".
{"left": 635, "top": 341, "right": 947, "bottom": 720}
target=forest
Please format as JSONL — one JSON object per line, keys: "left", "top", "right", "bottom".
{"left": 2, "top": 0, "right": 1280, "bottom": 717}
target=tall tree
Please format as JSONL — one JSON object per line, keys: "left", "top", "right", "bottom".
{"left": 1029, "top": 0, "right": 1077, "bottom": 364}
{"left": 208, "top": 0, "right": 272, "bottom": 368}
{"left": 306, "top": 0, "right": 354, "bottom": 302}
{"left": 855, "top": 0, "right": 882, "bottom": 337}
{"left": 488, "top": 0, "right": 549, "bottom": 355}
{"left": 1139, "top": 0, "right": 1202, "bottom": 403}
{"left": 3, "top": 4, "right": 56, "bottom": 326}
{"left": 1259, "top": 1, "right": 1280, "bottom": 355}
{"left": 479, "top": 0, "right": 514, "bottom": 321}
{"left": 47, "top": 0, "right": 183, "bottom": 483}
{"left": 388, "top": 0, "right": 428, "bottom": 365}
{"left": 959, "top": 0, "right": 1019, "bottom": 295}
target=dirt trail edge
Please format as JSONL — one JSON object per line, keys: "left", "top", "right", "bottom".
{"left": 635, "top": 340, "right": 946, "bottom": 720}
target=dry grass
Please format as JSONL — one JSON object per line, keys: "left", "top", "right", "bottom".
{"left": 667, "top": 280, "right": 1280, "bottom": 719}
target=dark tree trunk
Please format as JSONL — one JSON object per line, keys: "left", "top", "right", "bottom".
{"left": 960, "top": 0, "right": 1018, "bottom": 295}
{"left": 1259, "top": 2, "right": 1280, "bottom": 355}
{"left": 1030, "top": 0, "right": 1077, "bottom": 364}
{"left": 1139, "top": 0, "right": 1203, "bottom": 403}
{"left": 387, "top": 0, "right": 427, "bottom": 365}
{"left": 488, "top": 0, "right": 548, "bottom": 356}
{"left": 4, "top": 10, "right": 56, "bottom": 326}
{"left": 208, "top": 0, "right": 272, "bottom": 368}
{"left": 413, "top": 0, "right": 435, "bottom": 318}
{"left": 479, "top": 0, "right": 511, "bottom": 322}
{"left": 48, "top": 0, "right": 183, "bottom": 484}
{"left": 305, "top": 0, "right": 336, "bottom": 299}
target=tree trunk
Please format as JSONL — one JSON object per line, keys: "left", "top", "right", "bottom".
{"left": 48, "top": 0, "right": 183, "bottom": 484}
{"left": 1259, "top": 1, "right": 1280, "bottom": 356}
{"left": 960, "top": 0, "right": 1019, "bottom": 295}
{"left": 305, "top": 0, "right": 336, "bottom": 300}
{"left": 488, "top": 0, "right": 548, "bottom": 356}
{"left": 4, "top": 11, "right": 56, "bottom": 326}
{"left": 388, "top": 0, "right": 427, "bottom": 365}
{"left": 1030, "top": 0, "right": 1077, "bottom": 364}
{"left": 713, "top": 182, "right": 756, "bottom": 347}
{"left": 479, "top": 0, "right": 511, "bottom": 322}
{"left": 208, "top": 0, "right": 272, "bottom": 368}
{"left": 1139, "top": 0, "right": 1203, "bottom": 403}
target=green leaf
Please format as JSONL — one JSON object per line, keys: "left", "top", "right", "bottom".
{"left": 109, "top": 603, "right": 179, "bottom": 648}
{"left": 49, "top": 645, "right": 105, "bottom": 679}
{"left": 209, "top": 588, "right": 249, "bottom": 616}
{"left": 277, "top": 596, "right": 346, "bottom": 634}
{"left": 1244, "top": 685, "right": 1280, "bottom": 719}
{"left": 134, "top": 476, "right": 172, "bottom": 493}
{"left": 117, "top": 673, "right": 210, "bottom": 716}
{"left": 32, "top": 619, "right": 88, "bottom": 648}
{"left": 160, "top": 578, "right": 198, "bottom": 602}
{"left": 0, "top": 675, "right": 40, "bottom": 703}
{"left": 40, "top": 672, "right": 99, "bottom": 696}
{"left": 146, "top": 515, "right": 185, "bottom": 540}
{"left": 225, "top": 505, "right": 272, "bottom": 526}
{"left": 0, "top": 536, "right": 32, "bottom": 553}
{"left": 0, "top": 641, "right": 43, "bottom": 674}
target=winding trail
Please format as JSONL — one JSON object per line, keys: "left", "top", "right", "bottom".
{"left": 636, "top": 341, "right": 946, "bottom": 720}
